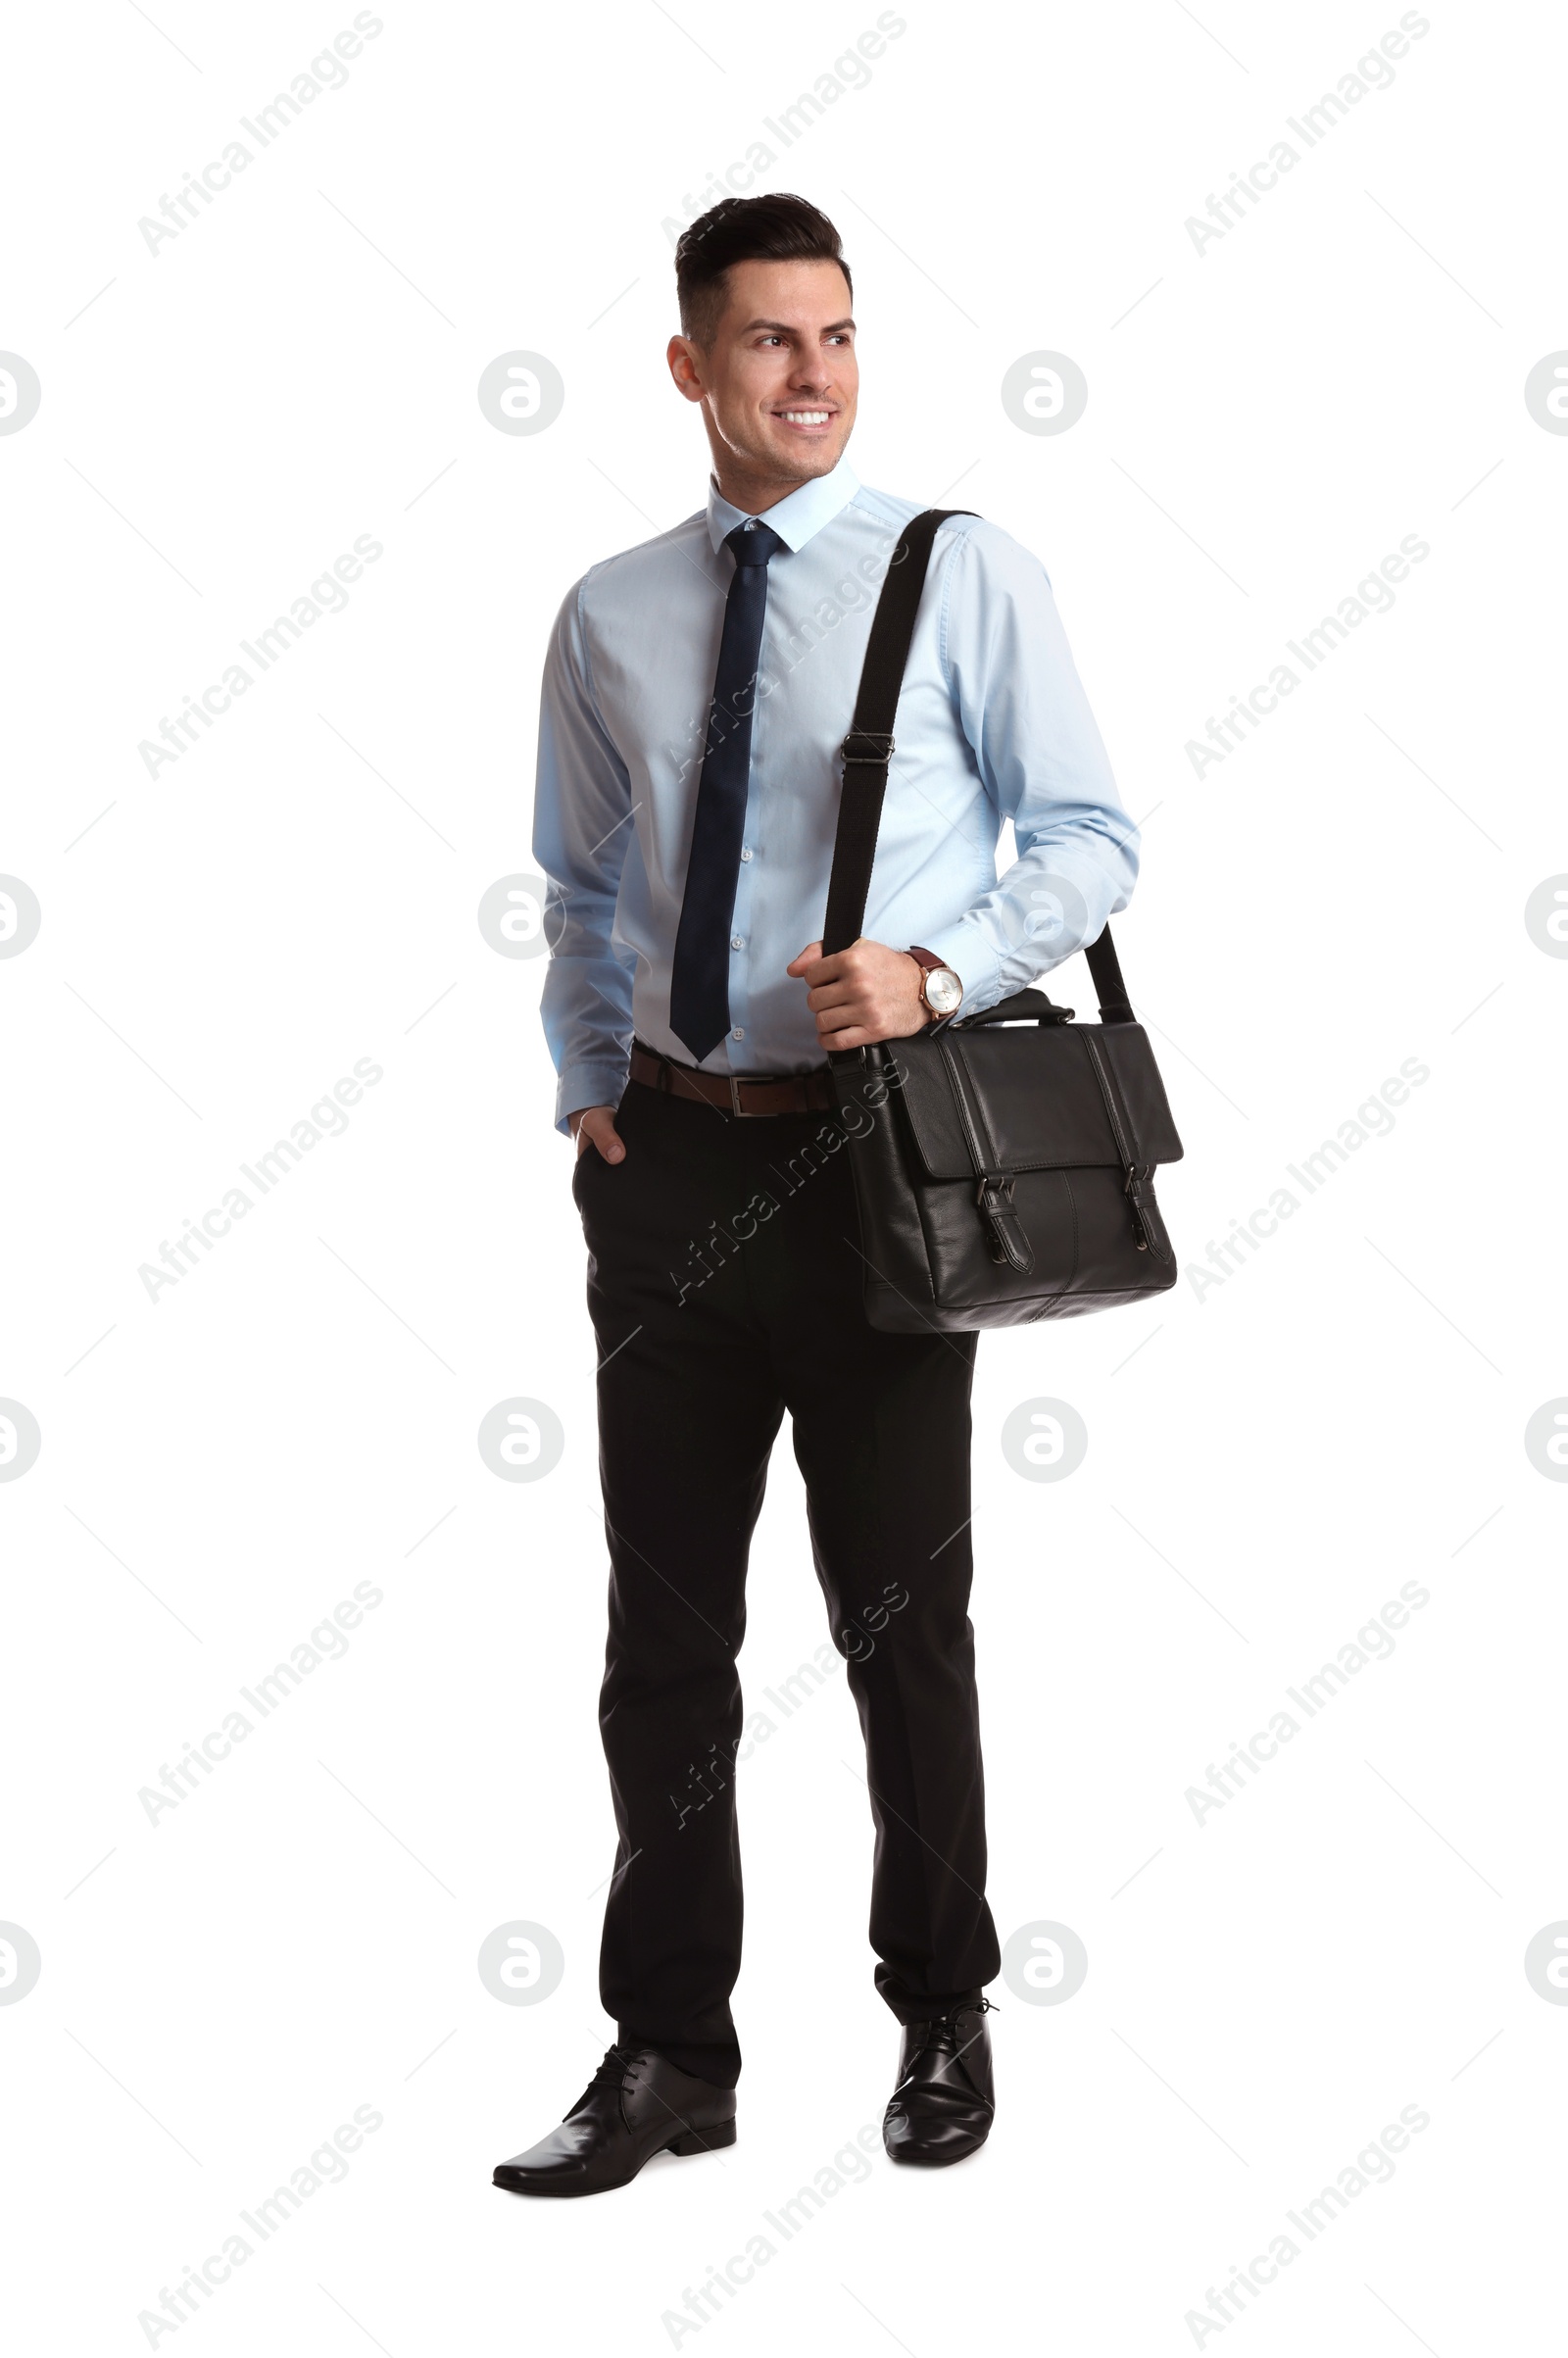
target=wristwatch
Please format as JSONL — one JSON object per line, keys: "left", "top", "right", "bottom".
{"left": 908, "top": 945, "right": 963, "bottom": 1025}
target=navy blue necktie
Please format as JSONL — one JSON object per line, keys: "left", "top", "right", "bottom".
{"left": 669, "top": 518, "right": 786, "bottom": 1062}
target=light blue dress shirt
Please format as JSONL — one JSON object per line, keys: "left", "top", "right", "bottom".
{"left": 533, "top": 455, "right": 1138, "bottom": 1131}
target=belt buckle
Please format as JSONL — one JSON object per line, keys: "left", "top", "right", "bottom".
{"left": 728, "top": 1074, "right": 764, "bottom": 1118}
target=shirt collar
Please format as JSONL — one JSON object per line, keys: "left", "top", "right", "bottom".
{"left": 705, "top": 453, "right": 860, "bottom": 555}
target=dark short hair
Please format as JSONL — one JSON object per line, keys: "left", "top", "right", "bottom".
{"left": 675, "top": 194, "right": 853, "bottom": 346}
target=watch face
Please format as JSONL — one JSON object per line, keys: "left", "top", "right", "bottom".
{"left": 925, "top": 964, "right": 962, "bottom": 1015}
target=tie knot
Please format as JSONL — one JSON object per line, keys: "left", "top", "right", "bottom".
{"left": 725, "top": 519, "right": 785, "bottom": 567}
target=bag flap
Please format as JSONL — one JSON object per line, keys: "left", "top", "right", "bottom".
{"left": 1095, "top": 1024, "right": 1184, "bottom": 1167}
{"left": 892, "top": 1022, "right": 1183, "bottom": 1180}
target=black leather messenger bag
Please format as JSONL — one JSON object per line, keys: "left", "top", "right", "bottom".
{"left": 823, "top": 508, "right": 1184, "bottom": 1334}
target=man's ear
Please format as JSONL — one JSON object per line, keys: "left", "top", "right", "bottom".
{"left": 666, "top": 335, "right": 708, "bottom": 405}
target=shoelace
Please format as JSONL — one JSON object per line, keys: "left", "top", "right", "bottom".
{"left": 575, "top": 2042, "right": 638, "bottom": 2107}
{"left": 915, "top": 1995, "right": 998, "bottom": 2064}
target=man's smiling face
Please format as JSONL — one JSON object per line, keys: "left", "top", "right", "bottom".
{"left": 668, "top": 257, "right": 858, "bottom": 508}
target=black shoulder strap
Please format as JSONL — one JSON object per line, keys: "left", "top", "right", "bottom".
{"left": 821, "top": 510, "right": 966, "bottom": 958}
{"left": 820, "top": 507, "right": 1135, "bottom": 1024}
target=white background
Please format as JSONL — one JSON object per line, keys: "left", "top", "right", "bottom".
{"left": 4, "top": 1, "right": 1565, "bottom": 2350}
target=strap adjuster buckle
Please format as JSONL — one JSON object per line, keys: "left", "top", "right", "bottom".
{"left": 841, "top": 730, "right": 895, "bottom": 765}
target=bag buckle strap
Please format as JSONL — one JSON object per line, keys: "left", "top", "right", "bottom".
{"left": 976, "top": 1174, "right": 1035, "bottom": 1276}
{"left": 1123, "top": 1163, "right": 1156, "bottom": 1253}
{"left": 841, "top": 729, "right": 895, "bottom": 765}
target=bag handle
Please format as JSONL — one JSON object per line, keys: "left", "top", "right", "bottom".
{"left": 821, "top": 508, "right": 1136, "bottom": 1026}
{"left": 956, "top": 987, "right": 1073, "bottom": 1026}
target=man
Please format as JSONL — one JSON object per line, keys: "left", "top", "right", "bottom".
{"left": 494, "top": 194, "right": 1137, "bottom": 2197}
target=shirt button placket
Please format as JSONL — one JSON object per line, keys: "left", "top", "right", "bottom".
{"left": 726, "top": 841, "right": 757, "bottom": 1060}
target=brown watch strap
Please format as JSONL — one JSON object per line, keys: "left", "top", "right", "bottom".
{"left": 908, "top": 945, "right": 960, "bottom": 1026}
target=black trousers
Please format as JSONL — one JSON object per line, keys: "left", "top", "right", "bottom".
{"left": 574, "top": 1070, "right": 1000, "bottom": 2088}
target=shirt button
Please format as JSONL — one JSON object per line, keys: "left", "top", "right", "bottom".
{"left": 731, "top": 935, "right": 744, "bottom": 950}
{"left": 739, "top": 848, "right": 753, "bottom": 862}
{"left": 732, "top": 1026, "right": 745, "bottom": 1041}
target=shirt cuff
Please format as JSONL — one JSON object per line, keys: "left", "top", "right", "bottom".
{"left": 911, "top": 921, "right": 1004, "bottom": 1020}
{"left": 555, "top": 1058, "right": 630, "bottom": 1137}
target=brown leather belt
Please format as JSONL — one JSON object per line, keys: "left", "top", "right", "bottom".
{"left": 629, "top": 1041, "right": 835, "bottom": 1118}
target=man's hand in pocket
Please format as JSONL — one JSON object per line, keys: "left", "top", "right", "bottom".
{"left": 569, "top": 1105, "right": 625, "bottom": 1162}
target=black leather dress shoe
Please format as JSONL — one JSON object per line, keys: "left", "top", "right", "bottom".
{"left": 493, "top": 2043, "right": 737, "bottom": 2197}
{"left": 882, "top": 1996, "right": 996, "bottom": 2166}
